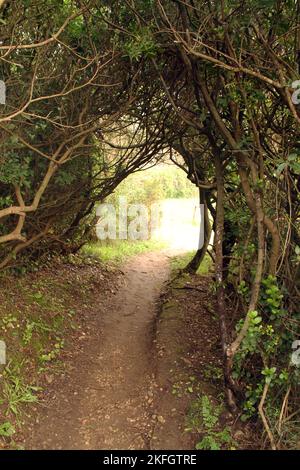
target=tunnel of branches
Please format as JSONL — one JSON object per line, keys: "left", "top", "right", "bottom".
{"left": 0, "top": 0, "right": 300, "bottom": 446}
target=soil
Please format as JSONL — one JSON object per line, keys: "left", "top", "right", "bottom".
{"left": 16, "top": 250, "right": 253, "bottom": 450}
{"left": 25, "top": 251, "right": 176, "bottom": 449}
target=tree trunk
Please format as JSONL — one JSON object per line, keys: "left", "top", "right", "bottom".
{"left": 184, "top": 188, "right": 211, "bottom": 274}
{"left": 215, "top": 154, "right": 237, "bottom": 413}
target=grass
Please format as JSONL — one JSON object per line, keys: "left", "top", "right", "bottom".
{"left": 170, "top": 252, "right": 213, "bottom": 275}
{"left": 0, "top": 361, "right": 40, "bottom": 418}
{"left": 0, "top": 261, "right": 100, "bottom": 448}
{"left": 81, "top": 239, "right": 166, "bottom": 264}
{"left": 0, "top": 284, "right": 75, "bottom": 430}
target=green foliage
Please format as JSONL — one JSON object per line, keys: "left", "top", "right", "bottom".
{"left": 203, "top": 365, "right": 223, "bottom": 381}
{"left": 295, "top": 245, "right": 300, "bottom": 262}
{"left": 0, "top": 422, "right": 15, "bottom": 438}
{"left": 234, "top": 275, "right": 295, "bottom": 423}
{"left": 124, "top": 26, "right": 158, "bottom": 60}
{"left": 262, "top": 366, "right": 277, "bottom": 385}
{"left": 235, "top": 310, "right": 263, "bottom": 358}
{"left": 0, "top": 361, "right": 40, "bottom": 417}
{"left": 186, "top": 394, "right": 235, "bottom": 450}
{"left": 0, "top": 155, "right": 32, "bottom": 187}
{"left": 39, "top": 339, "right": 65, "bottom": 363}
{"left": 276, "top": 153, "right": 300, "bottom": 176}
{"left": 108, "top": 165, "right": 197, "bottom": 208}
{"left": 241, "top": 383, "right": 263, "bottom": 422}
{"left": 22, "top": 321, "right": 35, "bottom": 345}
{"left": 237, "top": 280, "right": 249, "bottom": 297}
{"left": 261, "top": 275, "right": 284, "bottom": 318}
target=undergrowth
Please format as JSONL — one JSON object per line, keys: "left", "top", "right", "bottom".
{"left": 186, "top": 394, "right": 236, "bottom": 450}
{"left": 0, "top": 257, "right": 106, "bottom": 448}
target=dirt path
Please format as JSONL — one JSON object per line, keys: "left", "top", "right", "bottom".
{"left": 27, "top": 251, "right": 173, "bottom": 450}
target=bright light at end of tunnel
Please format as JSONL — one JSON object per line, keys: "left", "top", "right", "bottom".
{"left": 151, "top": 198, "right": 202, "bottom": 251}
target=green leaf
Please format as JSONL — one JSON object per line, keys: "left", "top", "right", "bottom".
{"left": 276, "top": 162, "right": 287, "bottom": 175}
{"left": 0, "top": 422, "right": 15, "bottom": 437}
{"left": 290, "top": 162, "right": 300, "bottom": 174}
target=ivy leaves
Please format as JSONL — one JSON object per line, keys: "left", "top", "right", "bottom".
{"left": 276, "top": 153, "right": 300, "bottom": 176}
